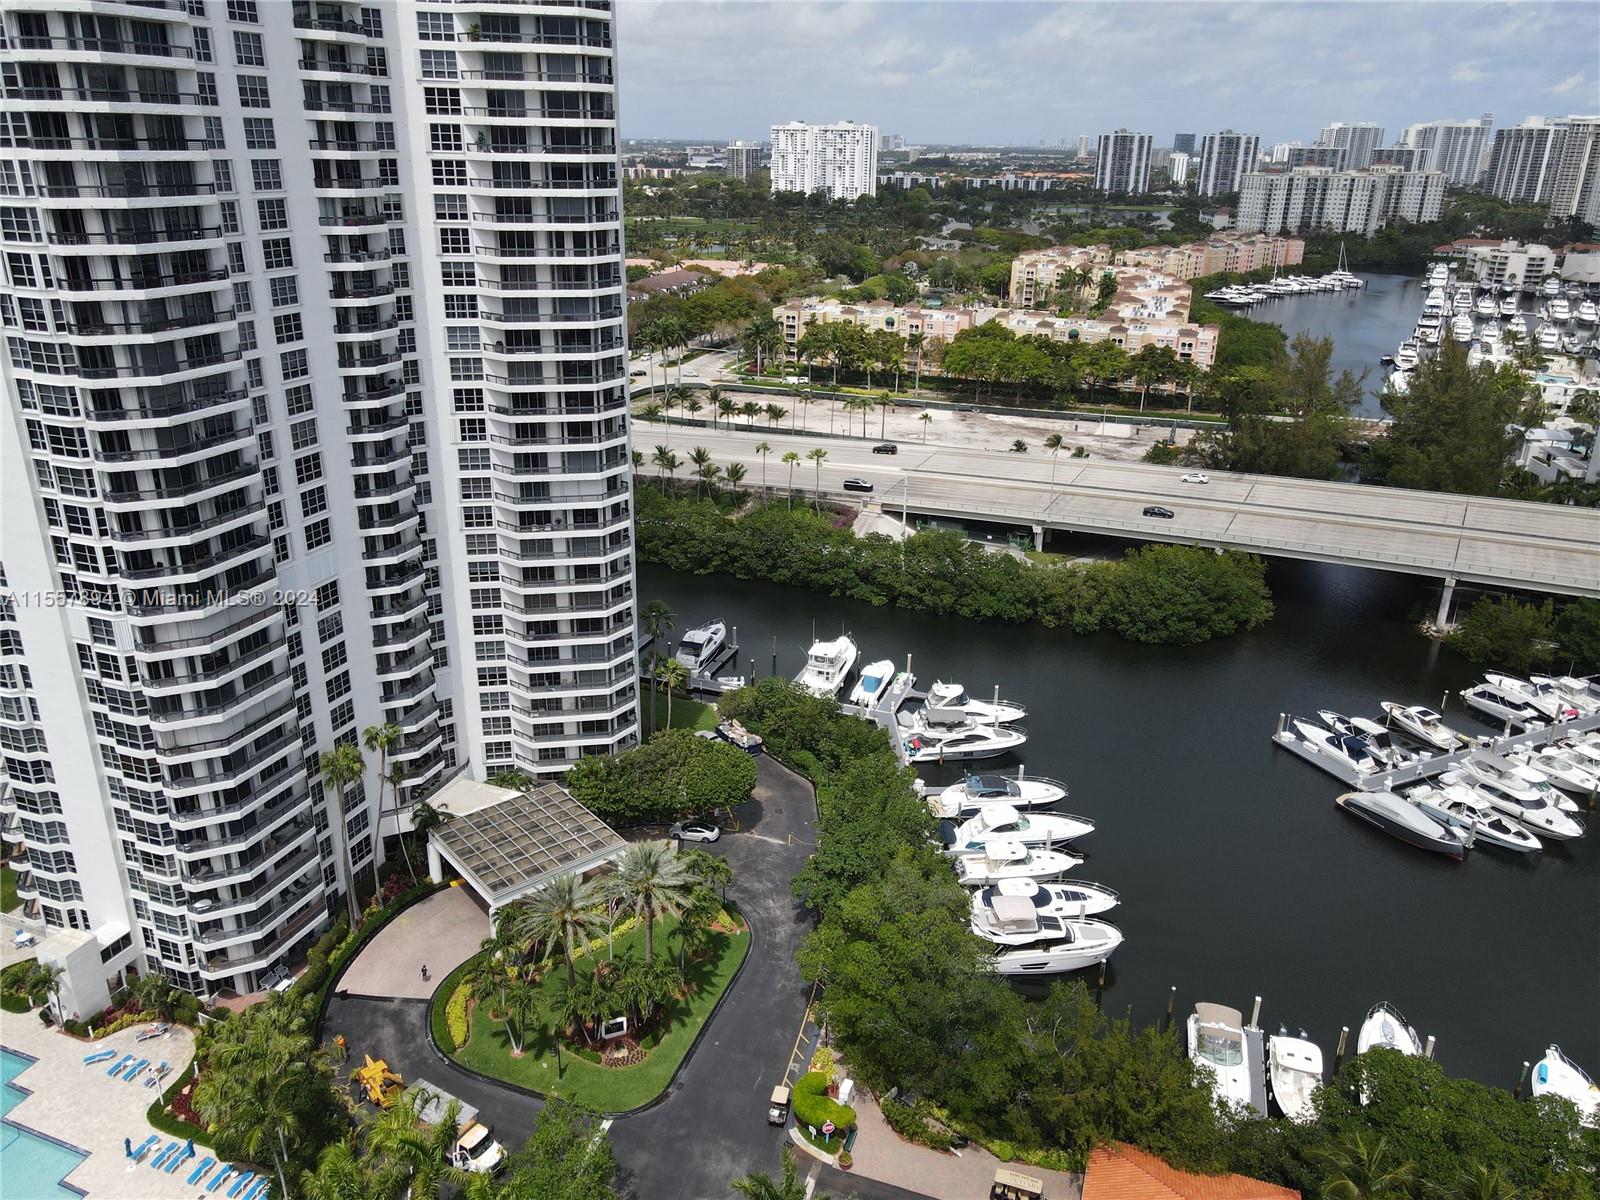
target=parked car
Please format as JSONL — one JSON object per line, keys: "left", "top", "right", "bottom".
{"left": 872, "top": 443, "right": 898, "bottom": 455}
{"left": 670, "top": 820, "right": 721, "bottom": 843}
{"left": 843, "top": 478, "right": 873, "bottom": 492}
{"left": 629, "top": 369, "right": 646, "bottom": 377}
{"left": 1142, "top": 505, "right": 1175, "bottom": 518}
{"left": 1180, "top": 472, "right": 1209, "bottom": 484}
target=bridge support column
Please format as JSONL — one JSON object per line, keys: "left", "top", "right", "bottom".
{"left": 1435, "top": 576, "right": 1457, "bottom": 631}
{"left": 1031, "top": 525, "right": 1045, "bottom": 552}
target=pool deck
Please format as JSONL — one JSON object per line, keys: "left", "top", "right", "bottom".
{"left": 4, "top": 1014, "right": 201, "bottom": 1198}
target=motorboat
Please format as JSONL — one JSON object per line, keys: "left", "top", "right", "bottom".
{"left": 1531, "top": 675, "right": 1600, "bottom": 714}
{"left": 1357, "top": 1001, "right": 1422, "bottom": 1056}
{"left": 1538, "top": 324, "right": 1560, "bottom": 351}
{"left": 715, "top": 719, "right": 764, "bottom": 755}
{"left": 923, "top": 681, "right": 1027, "bottom": 725}
{"left": 1451, "top": 285, "right": 1474, "bottom": 311}
{"left": 971, "top": 876, "right": 1119, "bottom": 921}
{"left": 1473, "top": 294, "right": 1496, "bottom": 318}
{"left": 1293, "top": 718, "right": 1379, "bottom": 775}
{"left": 794, "top": 635, "right": 858, "bottom": 698}
{"left": 1335, "top": 791, "right": 1469, "bottom": 859}
{"left": 673, "top": 619, "right": 727, "bottom": 675}
{"left": 1459, "top": 682, "right": 1544, "bottom": 728}
{"left": 983, "top": 917, "right": 1123, "bottom": 976}
{"left": 1562, "top": 333, "right": 1585, "bottom": 355}
{"left": 1512, "top": 744, "right": 1600, "bottom": 794}
{"left": 924, "top": 772, "right": 1069, "bottom": 820}
{"left": 1486, "top": 672, "right": 1583, "bottom": 721}
{"left": 1578, "top": 300, "right": 1599, "bottom": 326}
{"left": 1416, "top": 310, "right": 1443, "bottom": 332}
{"left": 1408, "top": 784, "right": 1541, "bottom": 854}
{"left": 1441, "top": 771, "right": 1585, "bottom": 841}
{"left": 1348, "top": 716, "right": 1420, "bottom": 768}
{"left": 1385, "top": 370, "right": 1410, "bottom": 396}
{"left": 1187, "top": 1004, "right": 1262, "bottom": 1115}
{"left": 1558, "top": 735, "right": 1600, "bottom": 774}
{"left": 1393, "top": 341, "right": 1419, "bottom": 370}
{"left": 1421, "top": 287, "right": 1446, "bottom": 317}
{"left": 903, "top": 715, "right": 1028, "bottom": 763}
{"left": 1548, "top": 297, "right": 1572, "bottom": 323}
{"left": 847, "top": 659, "right": 896, "bottom": 708}
{"left": 952, "top": 839, "right": 1080, "bottom": 886}
{"left": 1499, "top": 295, "right": 1519, "bottom": 318}
{"left": 1426, "top": 264, "right": 1450, "bottom": 288}
{"left": 1460, "top": 751, "right": 1577, "bottom": 813}
{"left": 943, "top": 803, "right": 1094, "bottom": 853}
{"left": 1267, "top": 1030, "right": 1324, "bottom": 1124}
{"left": 1479, "top": 321, "right": 1501, "bottom": 347}
{"left": 1379, "top": 702, "right": 1465, "bottom": 751}
{"left": 1450, "top": 314, "right": 1475, "bottom": 343}
{"left": 1541, "top": 276, "right": 1562, "bottom": 298}
{"left": 1531, "top": 1045, "right": 1600, "bottom": 1127}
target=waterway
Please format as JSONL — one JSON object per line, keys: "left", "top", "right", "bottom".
{"left": 1242, "top": 272, "right": 1420, "bottom": 417}
{"left": 639, "top": 558, "right": 1599, "bottom": 1089}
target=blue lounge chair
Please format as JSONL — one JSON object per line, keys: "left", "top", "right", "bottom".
{"left": 187, "top": 1156, "right": 216, "bottom": 1186}
{"left": 242, "top": 1180, "right": 270, "bottom": 1200}
{"left": 129, "top": 1134, "right": 159, "bottom": 1162}
{"left": 107, "top": 1053, "right": 134, "bottom": 1077}
{"left": 209, "top": 1165, "right": 235, "bottom": 1192}
{"left": 165, "top": 1144, "right": 193, "bottom": 1174}
{"left": 144, "top": 1060, "right": 170, "bottom": 1088}
{"left": 227, "top": 1171, "right": 256, "bottom": 1197}
{"left": 125, "top": 1058, "right": 150, "bottom": 1082}
{"left": 151, "top": 1141, "right": 178, "bottom": 1169}
{"left": 83, "top": 1049, "right": 116, "bottom": 1065}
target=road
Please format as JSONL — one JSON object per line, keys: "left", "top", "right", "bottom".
{"left": 634, "top": 424, "right": 1600, "bottom": 597}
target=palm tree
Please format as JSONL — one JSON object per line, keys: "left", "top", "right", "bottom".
{"left": 716, "top": 396, "right": 738, "bottom": 428}
{"left": 683, "top": 395, "right": 704, "bottom": 423}
{"left": 513, "top": 873, "right": 606, "bottom": 986}
{"left": 1443, "top": 1162, "right": 1518, "bottom": 1200}
{"left": 363, "top": 722, "right": 408, "bottom": 890}
{"left": 659, "top": 658, "right": 689, "bottom": 729}
{"left": 196, "top": 1022, "right": 312, "bottom": 1200}
{"left": 706, "top": 385, "right": 722, "bottom": 426}
{"left": 732, "top": 1148, "right": 822, "bottom": 1200}
{"left": 696, "top": 462, "right": 722, "bottom": 498}
{"left": 919, "top": 411, "right": 933, "bottom": 442}
{"left": 25, "top": 960, "right": 64, "bottom": 1022}
{"left": 782, "top": 451, "right": 800, "bottom": 508}
{"left": 753, "top": 441, "right": 772, "bottom": 495}
{"left": 608, "top": 840, "right": 693, "bottom": 964}
{"left": 688, "top": 446, "right": 713, "bottom": 498}
{"left": 631, "top": 447, "right": 644, "bottom": 473}
{"left": 300, "top": 1140, "right": 371, "bottom": 1200}
{"left": 640, "top": 600, "right": 675, "bottom": 732}
{"left": 500, "top": 975, "right": 539, "bottom": 1054}
{"left": 364, "top": 1087, "right": 468, "bottom": 1199}
{"left": 1315, "top": 1132, "right": 1416, "bottom": 1200}
{"left": 876, "top": 391, "right": 894, "bottom": 439}
{"left": 319, "top": 742, "right": 366, "bottom": 925}
{"left": 680, "top": 846, "right": 734, "bottom": 901}
{"left": 740, "top": 400, "right": 763, "bottom": 428}
{"left": 806, "top": 447, "right": 827, "bottom": 511}
{"left": 1044, "top": 432, "right": 1065, "bottom": 488}
{"left": 724, "top": 462, "right": 747, "bottom": 491}
{"left": 763, "top": 403, "right": 787, "bottom": 429}
{"left": 908, "top": 331, "right": 926, "bottom": 396}
{"left": 637, "top": 402, "right": 663, "bottom": 424}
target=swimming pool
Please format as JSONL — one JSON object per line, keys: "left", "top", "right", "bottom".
{"left": 1, "top": 1048, "right": 88, "bottom": 1199}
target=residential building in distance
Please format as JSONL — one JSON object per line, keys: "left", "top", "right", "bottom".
{"left": 1547, "top": 117, "right": 1600, "bottom": 226}
{"left": 1172, "top": 132, "right": 1197, "bottom": 156}
{"left": 773, "top": 298, "right": 979, "bottom": 351}
{"left": 726, "top": 140, "right": 765, "bottom": 181}
{"left": 1399, "top": 114, "right": 1493, "bottom": 185}
{"left": 0, "top": 0, "right": 636, "bottom": 1010}
{"left": 1269, "top": 141, "right": 1304, "bottom": 163}
{"left": 1444, "top": 240, "right": 1558, "bottom": 289}
{"left": 1372, "top": 145, "right": 1428, "bottom": 171}
{"left": 1169, "top": 152, "right": 1193, "bottom": 187}
{"left": 878, "top": 132, "right": 906, "bottom": 153}
{"left": 1117, "top": 232, "right": 1306, "bottom": 280}
{"left": 1076, "top": 135, "right": 1093, "bottom": 159}
{"left": 998, "top": 266, "right": 1220, "bottom": 370}
{"left": 1008, "top": 245, "right": 1116, "bottom": 307}
{"left": 1196, "top": 130, "right": 1262, "bottom": 196}
{"left": 769, "top": 120, "right": 879, "bottom": 200}
{"left": 1316, "top": 122, "right": 1385, "bottom": 169}
{"left": 1093, "top": 129, "right": 1153, "bottom": 194}
{"left": 1287, "top": 145, "right": 1349, "bottom": 171}
{"left": 1235, "top": 166, "right": 1447, "bottom": 235}
{"left": 1485, "top": 117, "right": 1569, "bottom": 204}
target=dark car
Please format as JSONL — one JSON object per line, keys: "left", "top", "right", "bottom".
{"left": 843, "top": 478, "right": 874, "bottom": 492}
{"left": 872, "top": 443, "right": 898, "bottom": 455}
{"left": 1142, "top": 505, "right": 1175, "bottom": 519}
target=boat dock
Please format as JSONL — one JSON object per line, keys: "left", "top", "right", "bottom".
{"left": 1243, "top": 1023, "right": 1268, "bottom": 1119}
{"left": 838, "top": 660, "right": 918, "bottom": 767}
{"left": 637, "top": 628, "right": 745, "bottom": 696}
{"left": 1272, "top": 708, "right": 1600, "bottom": 790}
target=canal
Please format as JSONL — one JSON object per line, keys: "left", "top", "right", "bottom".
{"left": 638, "top": 558, "right": 1599, "bottom": 1089}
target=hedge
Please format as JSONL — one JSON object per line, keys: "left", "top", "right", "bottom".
{"left": 445, "top": 983, "right": 471, "bottom": 1050}
{"left": 145, "top": 1061, "right": 212, "bottom": 1147}
{"left": 792, "top": 1071, "right": 857, "bottom": 1133}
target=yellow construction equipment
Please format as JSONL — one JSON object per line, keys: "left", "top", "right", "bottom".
{"left": 353, "top": 1054, "right": 404, "bottom": 1108}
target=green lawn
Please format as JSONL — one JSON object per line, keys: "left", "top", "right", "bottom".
{"left": 643, "top": 690, "right": 719, "bottom": 733}
{"left": 442, "top": 915, "right": 750, "bottom": 1113}
{"left": 1, "top": 865, "right": 17, "bottom": 914}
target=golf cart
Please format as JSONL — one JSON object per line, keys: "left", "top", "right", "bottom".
{"left": 767, "top": 1084, "right": 790, "bottom": 1126}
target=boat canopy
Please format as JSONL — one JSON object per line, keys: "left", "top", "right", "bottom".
{"left": 987, "top": 895, "right": 1040, "bottom": 933}
{"left": 975, "top": 804, "right": 1020, "bottom": 831}
{"left": 983, "top": 840, "right": 1028, "bottom": 865}
{"left": 1195, "top": 1002, "right": 1244, "bottom": 1034}
{"left": 966, "top": 774, "right": 1018, "bottom": 796}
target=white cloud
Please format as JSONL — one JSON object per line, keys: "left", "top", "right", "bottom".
{"left": 1449, "top": 61, "right": 1488, "bottom": 84}
{"left": 1548, "top": 73, "right": 1587, "bottom": 95}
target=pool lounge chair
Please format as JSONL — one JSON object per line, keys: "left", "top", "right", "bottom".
{"left": 144, "top": 1061, "right": 171, "bottom": 1088}
{"left": 12, "top": 928, "right": 36, "bottom": 948}
{"left": 83, "top": 1049, "right": 117, "bottom": 1065}
{"left": 242, "top": 1180, "right": 270, "bottom": 1200}
{"left": 209, "top": 1165, "right": 235, "bottom": 1192}
{"left": 128, "top": 1134, "right": 159, "bottom": 1162}
{"left": 125, "top": 1058, "right": 150, "bottom": 1082}
{"left": 107, "top": 1053, "right": 134, "bottom": 1077}
{"left": 187, "top": 1156, "right": 216, "bottom": 1186}
{"left": 134, "top": 1022, "right": 170, "bottom": 1042}
{"left": 227, "top": 1170, "right": 256, "bottom": 1197}
{"left": 151, "top": 1141, "right": 179, "bottom": 1169}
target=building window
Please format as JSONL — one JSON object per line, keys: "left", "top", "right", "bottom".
{"left": 257, "top": 198, "right": 287, "bottom": 230}
{"left": 281, "top": 348, "right": 309, "bottom": 380}
{"left": 273, "top": 313, "right": 303, "bottom": 345}
{"left": 227, "top": 0, "right": 259, "bottom": 21}
{"left": 243, "top": 119, "right": 275, "bottom": 150}
{"left": 294, "top": 452, "right": 324, "bottom": 486}
{"left": 420, "top": 50, "right": 457, "bottom": 79}
{"left": 262, "top": 239, "right": 294, "bottom": 270}
{"left": 251, "top": 159, "right": 282, "bottom": 191}
{"left": 233, "top": 31, "right": 264, "bottom": 66}
{"left": 237, "top": 76, "right": 271, "bottom": 108}
{"left": 305, "top": 518, "right": 332, "bottom": 552}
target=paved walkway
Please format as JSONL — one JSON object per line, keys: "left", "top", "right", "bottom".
{"left": 339, "top": 884, "right": 488, "bottom": 999}
{"left": 3, "top": 1015, "right": 200, "bottom": 1198}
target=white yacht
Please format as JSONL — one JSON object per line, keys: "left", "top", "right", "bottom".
{"left": 1426, "top": 263, "right": 1450, "bottom": 288}
{"left": 1408, "top": 784, "right": 1542, "bottom": 854}
{"left": 982, "top": 915, "right": 1124, "bottom": 976}
{"left": 1531, "top": 1045, "right": 1600, "bottom": 1127}
{"left": 1379, "top": 702, "right": 1465, "bottom": 752}
{"left": 1531, "top": 675, "right": 1600, "bottom": 714}
{"left": 1459, "top": 681, "right": 1544, "bottom": 727}
{"left": 1486, "top": 672, "right": 1584, "bottom": 721}
{"left": 1450, "top": 314, "right": 1475, "bottom": 343}
{"left": 1393, "top": 341, "right": 1420, "bottom": 370}
{"left": 1348, "top": 716, "right": 1419, "bottom": 768}
{"left": 1548, "top": 296, "right": 1572, "bottom": 322}
{"left": 1452, "top": 284, "right": 1474, "bottom": 311}
{"left": 1499, "top": 295, "right": 1520, "bottom": 318}
{"left": 1479, "top": 321, "right": 1501, "bottom": 347}
{"left": 903, "top": 714, "right": 1027, "bottom": 763}
{"left": 1357, "top": 1001, "right": 1422, "bottom": 1056}
{"left": 1577, "top": 300, "right": 1599, "bottom": 326}
{"left": 970, "top": 876, "right": 1119, "bottom": 921}
{"left": 847, "top": 659, "right": 896, "bottom": 708}
{"left": 1473, "top": 294, "right": 1496, "bottom": 318}
{"left": 1421, "top": 287, "right": 1446, "bottom": 317}
{"left": 944, "top": 803, "right": 1094, "bottom": 853}
{"left": 673, "top": 619, "right": 727, "bottom": 675}
{"left": 1293, "top": 718, "right": 1379, "bottom": 775}
{"left": 924, "top": 772, "right": 1068, "bottom": 820}
{"left": 1558, "top": 735, "right": 1600, "bottom": 775}
{"left": 1188, "top": 1004, "right": 1261, "bottom": 1115}
{"left": 1335, "top": 791, "right": 1469, "bottom": 859}
{"left": 1267, "top": 1030, "right": 1324, "bottom": 1124}
{"left": 1460, "top": 751, "right": 1577, "bottom": 813}
{"left": 794, "top": 635, "right": 858, "bottom": 698}
{"left": 952, "top": 839, "right": 1080, "bottom": 886}
{"left": 923, "top": 681, "right": 1027, "bottom": 725}
{"left": 1442, "top": 770, "right": 1585, "bottom": 841}
{"left": 1541, "top": 276, "right": 1562, "bottom": 298}
{"left": 1511, "top": 744, "right": 1600, "bottom": 794}
{"left": 1538, "top": 323, "right": 1560, "bottom": 351}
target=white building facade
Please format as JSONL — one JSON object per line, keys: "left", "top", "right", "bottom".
{"left": 1235, "top": 166, "right": 1446, "bottom": 235}
{"left": 1168, "top": 152, "right": 1192, "bottom": 187}
{"left": 1195, "top": 130, "right": 1260, "bottom": 197}
{"left": 1548, "top": 117, "right": 1600, "bottom": 226}
{"left": 1316, "top": 122, "right": 1385, "bottom": 170}
{"left": 725, "top": 140, "right": 763, "bottom": 181}
{"left": 0, "top": 0, "right": 637, "bottom": 1002}
{"left": 1399, "top": 114, "right": 1493, "bottom": 186}
{"left": 1093, "top": 129, "right": 1151, "bottom": 194}
{"left": 768, "top": 120, "right": 878, "bottom": 201}
{"left": 1485, "top": 117, "right": 1569, "bottom": 205}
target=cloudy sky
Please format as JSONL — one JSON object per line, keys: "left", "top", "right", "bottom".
{"left": 616, "top": 1, "right": 1598, "bottom": 146}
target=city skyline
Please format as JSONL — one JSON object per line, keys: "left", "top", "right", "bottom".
{"left": 616, "top": 1, "right": 1596, "bottom": 146}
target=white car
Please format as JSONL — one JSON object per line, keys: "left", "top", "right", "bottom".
{"left": 1180, "top": 472, "right": 1210, "bottom": 484}
{"left": 669, "top": 820, "right": 722, "bottom": 843}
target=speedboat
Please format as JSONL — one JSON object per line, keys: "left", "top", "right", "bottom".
{"left": 1267, "top": 1030, "right": 1324, "bottom": 1124}
{"left": 1422, "top": 287, "right": 1446, "bottom": 317}
{"left": 1577, "top": 300, "right": 1599, "bottom": 326}
{"left": 794, "top": 635, "right": 858, "bottom": 698}
{"left": 1474, "top": 294, "right": 1496, "bottom": 318}
{"left": 1379, "top": 702, "right": 1465, "bottom": 751}
{"left": 673, "top": 619, "right": 726, "bottom": 675}
{"left": 1531, "top": 675, "right": 1600, "bottom": 714}
{"left": 1348, "top": 716, "right": 1419, "bottom": 768}
{"left": 903, "top": 715, "right": 1027, "bottom": 763}
{"left": 1335, "top": 791, "right": 1469, "bottom": 859}
{"left": 1512, "top": 744, "right": 1600, "bottom": 794}
{"left": 847, "top": 659, "right": 896, "bottom": 708}
{"left": 1486, "top": 673, "right": 1582, "bottom": 722}
{"left": 923, "top": 681, "right": 1027, "bottom": 725}
{"left": 1548, "top": 296, "right": 1572, "bottom": 322}
{"left": 924, "top": 772, "right": 1069, "bottom": 820}
{"left": 1357, "top": 1001, "right": 1422, "bottom": 1056}
{"left": 1459, "top": 682, "right": 1544, "bottom": 728}
{"left": 943, "top": 803, "right": 1094, "bottom": 853}
{"left": 983, "top": 917, "right": 1123, "bottom": 976}
{"left": 1293, "top": 718, "right": 1379, "bottom": 775}
{"left": 1531, "top": 1045, "right": 1600, "bottom": 1127}
{"left": 1393, "top": 341, "right": 1419, "bottom": 370}
{"left": 1460, "top": 751, "right": 1578, "bottom": 813}
{"left": 1499, "top": 295, "right": 1519, "bottom": 318}
{"left": 1408, "top": 784, "right": 1542, "bottom": 854}
{"left": 952, "top": 839, "right": 1080, "bottom": 886}
{"left": 1559, "top": 735, "right": 1600, "bottom": 775}
{"left": 1441, "top": 771, "right": 1585, "bottom": 841}
{"left": 1187, "top": 1004, "right": 1262, "bottom": 1115}
{"left": 970, "top": 877, "right": 1119, "bottom": 921}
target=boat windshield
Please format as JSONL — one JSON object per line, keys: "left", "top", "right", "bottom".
{"left": 677, "top": 635, "right": 706, "bottom": 656}
{"left": 1198, "top": 1031, "right": 1244, "bottom": 1067}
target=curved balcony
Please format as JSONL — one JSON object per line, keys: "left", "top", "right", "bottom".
{"left": 10, "top": 34, "right": 195, "bottom": 61}
{"left": 137, "top": 633, "right": 281, "bottom": 695}
{"left": 88, "top": 388, "right": 251, "bottom": 427}
{"left": 370, "top": 590, "right": 429, "bottom": 625}
{"left": 58, "top": 267, "right": 231, "bottom": 297}
{"left": 101, "top": 462, "right": 256, "bottom": 508}
{"left": 118, "top": 534, "right": 272, "bottom": 587}
{"left": 475, "top": 274, "right": 624, "bottom": 295}
{"left": 173, "top": 795, "right": 309, "bottom": 862}
{"left": 66, "top": 349, "right": 243, "bottom": 385}
{"left": 323, "top": 247, "right": 392, "bottom": 265}
{"left": 94, "top": 426, "right": 253, "bottom": 467}
{"left": 198, "top": 898, "right": 324, "bottom": 981}
{"left": 361, "top": 537, "right": 423, "bottom": 566}
{"left": 47, "top": 225, "right": 224, "bottom": 252}
{"left": 164, "top": 735, "right": 301, "bottom": 808}
{"left": 372, "top": 618, "right": 431, "bottom": 651}
{"left": 111, "top": 500, "right": 264, "bottom": 548}
{"left": 181, "top": 813, "right": 315, "bottom": 889}
{"left": 193, "top": 877, "right": 321, "bottom": 949}
{"left": 145, "top": 670, "right": 291, "bottom": 729}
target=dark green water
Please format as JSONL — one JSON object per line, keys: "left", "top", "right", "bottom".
{"left": 639, "top": 558, "right": 1599, "bottom": 1088}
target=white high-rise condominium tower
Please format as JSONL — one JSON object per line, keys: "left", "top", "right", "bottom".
{"left": 1399, "top": 114, "right": 1493, "bottom": 186}
{"left": 0, "top": 0, "right": 636, "bottom": 1009}
{"left": 1485, "top": 117, "right": 1569, "bottom": 204}
{"left": 1196, "top": 130, "right": 1260, "bottom": 197}
{"left": 1093, "top": 129, "right": 1152, "bottom": 194}
{"left": 1548, "top": 117, "right": 1600, "bottom": 226}
{"left": 1316, "top": 122, "right": 1385, "bottom": 170}
{"left": 768, "top": 121, "right": 878, "bottom": 200}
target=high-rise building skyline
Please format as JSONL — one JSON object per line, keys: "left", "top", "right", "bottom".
{"left": 1236, "top": 166, "right": 1446, "bottom": 235}
{"left": 1548, "top": 117, "right": 1600, "bottom": 227}
{"left": 768, "top": 120, "right": 878, "bottom": 200}
{"left": 1093, "top": 129, "right": 1152, "bottom": 194}
{"left": 1399, "top": 114, "right": 1493, "bottom": 186}
{"left": 1316, "top": 122, "right": 1386, "bottom": 170}
{"left": 1484, "top": 117, "right": 1569, "bottom": 205}
{"left": 1168, "top": 152, "right": 1193, "bottom": 187}
{"left": 0, "top": 0, "right": 636, "bottom": 1012}
{"left": 726, "top": 140, "right": 764, "bottom": 181}
{"left": 1196, "top": 130, "right": 1261, "bottom": 197}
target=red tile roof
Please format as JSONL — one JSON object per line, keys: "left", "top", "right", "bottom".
{"left": 1083, "top": 1143, "right": 1300, "bottom": 1200}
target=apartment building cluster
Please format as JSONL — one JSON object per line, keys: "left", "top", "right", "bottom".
{"left": 1484, "top": 116, "right": 1600, "bottom": 224}
{"left": 996, "top": 266, "right": 1220, "bottom": 370}
{"left": 1117, "top": 232, "right": 1305, "bottom": 280}
{"left": 769, "top": 120, "right": 878, "bottom": 201}
{"left": 0, "top": 0, "right": 637, "bottom": 1012}
{"left": 1235, "top": 165, "right": 1446, "bottom": 235}
{"left": 772, "top": 297, "right": 977, "bottom": 350}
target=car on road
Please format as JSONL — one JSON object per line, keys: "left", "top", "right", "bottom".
{"left": 670, "top": 820, "right": 721, "bottom": 843}
{"left": 629, "top": 369, "right": 646, "bottom": 377}
{"left": 843, "top": 478, "right": 874, "bottom": 492}
{"left": 872, "top": 443, "right": 898, "bottom": 455}
{"left": 1180, "top": 472, "right": 1209, "bottom": 484}
{"left": 1142, "top": 505, "right": 1175, "bottom": 518}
